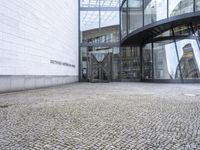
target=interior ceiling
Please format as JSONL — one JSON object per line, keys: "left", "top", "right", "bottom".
{"left": 81, "top": 0, "right": 121, "bottom": 31}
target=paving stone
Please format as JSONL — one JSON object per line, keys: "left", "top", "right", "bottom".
{"left": 0, "top": 83, "right": 200, "bottom": 149}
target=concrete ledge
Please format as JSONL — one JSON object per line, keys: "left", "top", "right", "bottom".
{"left": 0, "top": 75, "right": 78, "bottom": 93}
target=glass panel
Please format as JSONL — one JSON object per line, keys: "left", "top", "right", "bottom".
{"left": 121, "top": 47, "right": 140, "bottom": 79}
{"left": 194, "top": 23, "right": 200, "bottom": 38}
{"left": 100, "top": 11, "right": 119, "bottom": 28}
{"left": 143, "top": 43, "right": 153, "bottom": 79}
{"left": 128, "top": 0, "right": 143, "bottom": 33}
{"left": 112, "top": 47, "right": 120, "bottom": 80}
{"left": 132, "top": 47, "right": 141, "bottom": 79}
{"left": 80, "top": 11, "right": 100, "bottom": 43}
{"left": 121, "top": 47, "right": 132, "bottom": 79}
{"left": 154, "top": 30, "right": 173, "bottom": 38}
{"left": 196, "top": 0, "right": 200, "bottom": 11}
{"left": 144, "top": 0, "right": 167, "bottom": 25}
{"left": 173, "top": 25, "right": 192, "bottom": 36}
{"left": 80, "top": 47, "right": 88, "bottom": 80}
{"left": 153, "top": 41, "right": 180, "bottom": 79}
{"left": 176, "top": 39, "right": 200, "bottom": 79}
{"left": 169, "top": 0, "right": 193, "bottom": 17}
{"left": 82, "top": 25, "right": 119, "bottom": 43}
{"left": 80, "top": 0, "right": 120, "bottom": 43}
{"left": 80, "top": 46, "right": 121, "bottom": 81}
{"left": 121, "top": 1, "right": 127, "bottom": 38}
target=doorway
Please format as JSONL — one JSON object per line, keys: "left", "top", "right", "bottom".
{"left": 88, "top": 51, "right": 112, "bottom": 82}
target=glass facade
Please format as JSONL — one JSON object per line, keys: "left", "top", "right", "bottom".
{"left": 121, "top": 0, "right": 200, "bottom": 38}
{"left": 80, "top": 0, "right": 121, "bottom": 82}
{"left": 169, "top": 0, "right": 193, "bottom": 17}
{"left": 79, "top": 0, "right": 200, "bottom": 82}
{"left": 128, "top": 0, "right": 143, "bottom": 33}
{"left": 144, "top": 0, "right": 167, "bottom": 25}
{"left": 80, "top": 47, "right": 120, "bottom": 81}
{"left": 81, "top": 25, "right": 119, "bottom": 44}
{"left": 153, "top": 40, "right": 179, "bottom": 79}
{"left": 141, "top": 24, "right": 200, "bottom": 81}
{"left": 142, "top": 43, "right": 153, "bottom": 79}
{"left": 80, "top": 0, "right": 119, "bottom": 43}
{"left": 176, "top": 39, "right": 200, "bottom": 79}
{"left": 121, "top": 47, "right": 140, "bottom": 79}
{"left": 196, "top": 0, "right": 200, "bottom": 11}
{"left": 121, "top": 1, "right": 127, "bottom": 38}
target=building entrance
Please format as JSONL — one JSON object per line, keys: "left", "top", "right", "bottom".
{"left": 88, "top": 51, "right": 112, "bottom": 82}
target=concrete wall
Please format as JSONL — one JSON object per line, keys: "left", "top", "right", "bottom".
{"left": 0, "top": 0, "right": 79, "bottom": 92}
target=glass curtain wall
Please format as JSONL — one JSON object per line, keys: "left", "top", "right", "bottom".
{"left": 121, "top": 47, "right": 140, "bottom": 79}
{"left": 196, "top": 0, "right": 200, "bottom": 11}
{"left": 142, "top": 23, "right": 200, "bottom": 81}
{"left": 121, "top": 0, "right": 199, "bottom": 39}
{"left": 153, "top": 40, "right": 179, "bottom": 79}
{"left": 142, "top": 43, "right": 153, "bottom": 79}
{"left": 121, "top": 1, "right": 127, "bottom": 38}
{"left": 80, "top": 0, "right": 120, "bottom": 81}
{"left": 176, "top": 39, "right": 200, "bottom": 79}
{"left": 128, "top": 0, "right": 143, "bottom": 33}
{"left": 80, "top": 0, "right": 120, "bottom": 43}
{"left": 144, "top": 0, "right": 167, "bottom": 25}
{"left": 169, "top": 0, "right": 193, "bottom": 17}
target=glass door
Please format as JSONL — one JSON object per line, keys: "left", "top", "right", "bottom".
{"left": 89, "top": 51, "right": 112, "bottom": 82}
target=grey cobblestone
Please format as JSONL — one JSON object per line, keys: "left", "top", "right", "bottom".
{"left": 0, "top": 83, "right": 200, "bottom": 149}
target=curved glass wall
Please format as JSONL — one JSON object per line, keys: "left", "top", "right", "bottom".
{"left": 121, "top": 0, "right": 199, "bottom": 39}
{"left": 144, "top": 0, "right": 167, "bottom": 25}
{"left": 121, "top": 46, "right": 140, "bottom": 79}
{"left": 169, "top": 0, "right": 193, "bottom": 17}
{"left": 128, "top": 0, "right": 143, "bottom": 33}
{"left": 121, "top": 1, "right": 127, "bottom": 38}
{"left": 142, "top": 23, "right": 200, "bottom": 81}
{"left": 142, "top": 43, "right": 153, "bottom": 79}
{"left": 153, "top": 40, "right": 180, "bottom": 79}
{"left": 176, "top": 39, "right": 200, "bottom": 79}
{"left": 196, "top": 0, "right": 200, "bottom": 11}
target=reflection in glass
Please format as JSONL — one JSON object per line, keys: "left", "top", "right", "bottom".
{"left": 128, "top": 0, "right": 143, "bottom": 33}
{"left": 100, "top": 11, "right": 119, "bottom": 28}
{"left": 144, "top": 0, "right": 167, "bottom": 25}
{"left": 80, "top": 47, "right": 88, "bottom": 80}
{"left": 153, "top": 41, "right": 180, "bottom": 79}
{"left": 80, "top": 0, "right": 120, "bottom": 44}
{"left": 176, "top": 39, "right": 200, "bottom": 79}
{"left": 121, "top": 1, "right": 127, "bottom": 38}
{"left": 173, "top": 25, "right": 192, "bottom": 36}
{"left": 194, "top": 23, "right": 200, "bottom": 40}
{"left": 81, "top": 25, "right": 119, "bottom": 43}
{"left": 196, "top": 0, "right": 200, "bottom": 11}
{"left": 80, "top": 11, "right": 99, "bottom": 32}
{"left": 80, "top": 47, "right": 121, "bottom": 81}
{"left": 143, "top": 43, "right": 153, "bottom": 79}
{"left": 121, "top": 47, "right": 140, "bottom": 79}
{"left": 169, "top": 0, "right": 193, "bottom": 17}
{"left": 154, "top": 30, "right": 172, "bottom": 38}
{"left": 112, "top": 48, "right": 120, "bottom": 80}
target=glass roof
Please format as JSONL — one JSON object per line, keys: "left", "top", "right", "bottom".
{"left": 80, "top": 0, "right": 120, "bottom": 31}
{"left": 81, "top": 0, "right": 120, "bottom": 7}
{"left": 81, "top": 11, "right": 119, "bottom": 31}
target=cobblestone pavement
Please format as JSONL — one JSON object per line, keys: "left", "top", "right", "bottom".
{"left": 0, "top": 83, "right": 200, "bottom": 150}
